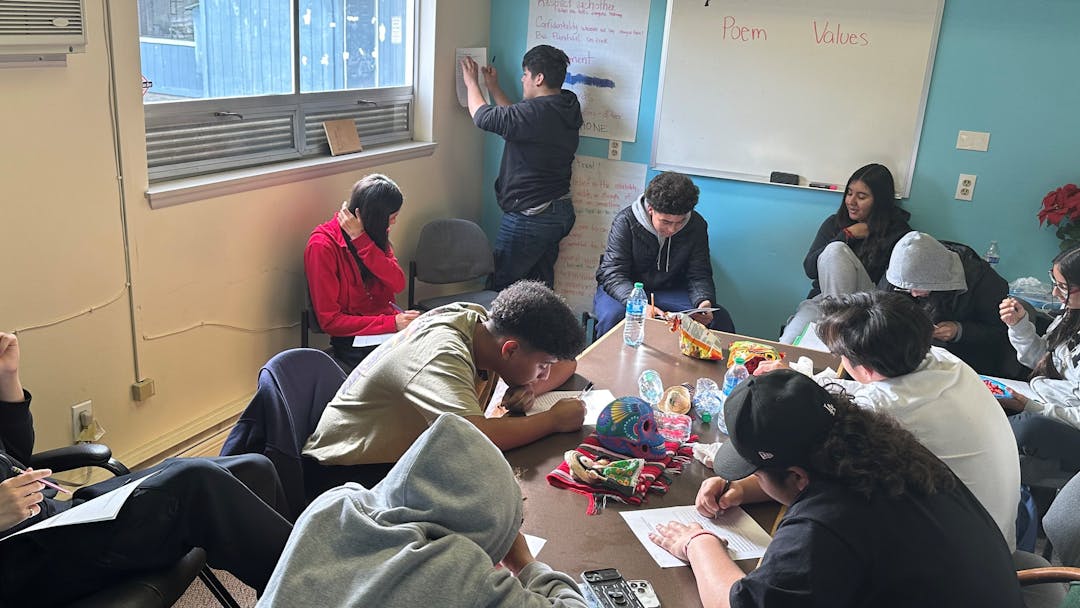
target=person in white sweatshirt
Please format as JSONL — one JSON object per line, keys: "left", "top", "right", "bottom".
{"left": 758, "top": 290, "right": 1021, "bottom": 550}
{"left": 258, "top": 413, "right": 587, "bottom": 608}
{"left": 1000, "top": 245, "right": 1080, "bottom": 477}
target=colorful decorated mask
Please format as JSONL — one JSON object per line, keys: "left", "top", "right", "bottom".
{"left": 595, "top": 397, "right": 668, "bottom": 460}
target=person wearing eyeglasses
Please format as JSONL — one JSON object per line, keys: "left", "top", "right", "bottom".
{"left": 879, "top": 231, "right": 1019, "bottom": 378}
{"left": 999, "top": 246, "right": 1080, "bottom": 477}
{"left": 593, "top": 171, "right": 735, "bottom": 337}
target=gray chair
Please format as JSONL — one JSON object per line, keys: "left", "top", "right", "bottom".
{"left": 408, "top": 218, "right": 498, "bottom": 311}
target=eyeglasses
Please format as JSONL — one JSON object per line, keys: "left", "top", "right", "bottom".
{"left": 1049, "top": 271, "right": 1077, "bottom": 293}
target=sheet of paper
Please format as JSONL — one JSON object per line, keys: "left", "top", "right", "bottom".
{"left": 455, "top": 47, "right": 490, "bottom": 108}
{"left": 528, "top": 390, "right": 616, "bottom": 426}
{"left": 3, "top": 472, "right": 159, "bottom": 542}
{"left": 524, "top": 533, "right": 547, "bottom": 557}
{"left": 619, "top": 505, "right": 771, "bottom": 567}
{"left": 793, "top": 321, "right": 830, "bottom": 353}
{"left": 352, "top": 332, "right": 395, "bottom": 348}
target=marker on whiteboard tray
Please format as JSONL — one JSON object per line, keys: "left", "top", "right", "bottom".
{"left": 808, "top": 182, "right": 839, "bottom": 190}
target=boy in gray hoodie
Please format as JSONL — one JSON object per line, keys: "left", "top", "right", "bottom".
{"left": 259, "top": 414, "right": 587, "bottom": 608}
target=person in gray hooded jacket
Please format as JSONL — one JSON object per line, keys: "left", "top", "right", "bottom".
{"left": 593, "top": 171, "right": 734, "bottom": 337}
{"left": 257, "top": 413, "right": 588, "bottom": 608}
{"left": 879, "top": 231, "right": 1019, "bottom": 377}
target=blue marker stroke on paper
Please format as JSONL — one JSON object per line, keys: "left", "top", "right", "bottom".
{"left": 564, "top": 73, "right": 615, "bottom": 88}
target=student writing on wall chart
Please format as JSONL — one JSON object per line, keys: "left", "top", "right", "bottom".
{"left": 305, "top": 174, "right": 421, "bottom": 370}
{"left": 779, "top": 163, "right": 911, "bottom": 343}
{"left": 461, "top": 45, "right": 582, "bottom": 290}
{"left": 593, "top": 171, "right": 735, "bottom": 337}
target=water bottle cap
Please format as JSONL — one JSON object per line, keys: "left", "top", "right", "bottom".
{"left": 633, "top": 282, "right": 644, "bottom": 288}
{"left": 701, "top": 411, "right": 712, "bottom": 423}
{"left": 734, "top": 355, "right": 746, "bottom": 364}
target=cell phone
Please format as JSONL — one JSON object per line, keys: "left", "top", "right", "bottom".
{"left": 580, "top": 568, "right": 645, "bottom": 608}
{"left": 628, "top": 580, "right": 660, "bottom": 608}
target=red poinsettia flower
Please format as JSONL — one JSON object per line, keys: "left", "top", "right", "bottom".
{"left": 1040, "top": 184, "right": 1080, "bottom": 226}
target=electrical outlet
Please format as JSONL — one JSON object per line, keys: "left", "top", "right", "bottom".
{"left": 955, "top": 174, "right": 976, "bottom": 201}
{"left": 71, "top": 400, "right": 92, "bottom": 443}
{"left": 607, "top": 139, "right": 622, "bottom": 160}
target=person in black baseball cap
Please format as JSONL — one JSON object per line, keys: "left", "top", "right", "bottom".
{"left": 648, "top": 369, "right": 1022, "bottom": 608}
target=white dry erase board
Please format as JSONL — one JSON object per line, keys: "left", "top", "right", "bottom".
{"left": 651, "top": 0, "right": 944, "bottom": 197}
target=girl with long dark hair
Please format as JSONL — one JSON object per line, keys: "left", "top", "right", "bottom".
{"left": 802, "top": 163, "right": 912, "bottom": 297}
{"left": 1000, "top": 246, "right": 1080, "bottom": 427}
{"left": 305, "top": 174, "right": 420, "bottom": 368}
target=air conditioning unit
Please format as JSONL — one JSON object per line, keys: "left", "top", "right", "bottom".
{"left": 0, "top": 0, "right": 86, "bottom": 66}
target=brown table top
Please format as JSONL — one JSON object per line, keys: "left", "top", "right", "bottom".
{"left": 506, "top": 320, "right": 842, "bottom": 608}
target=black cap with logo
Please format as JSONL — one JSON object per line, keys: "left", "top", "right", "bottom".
{"left": 712, "top": 369, "right": 838, "bottom": 480}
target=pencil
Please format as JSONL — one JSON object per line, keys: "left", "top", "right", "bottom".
{"left": 650, "top": 293, "right": 656, "bottom": 318}
{"left": 12, "top": 466, "right": 71, "bottom": 494}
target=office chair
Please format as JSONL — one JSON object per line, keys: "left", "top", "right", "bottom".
{"left": 299, "top": 287, "right": 325, "bottom": 349}
{"left": 1016, "top": 471, "right": 1080, "bottom": 608}
{"left": 220, "top": 348, "right": 347, "bottom": 519}
{"left": 26, "top": 444, "right": 239, "bottom": 608}
{"left": 408, "top": 218, "right": 499, "bottom": 311}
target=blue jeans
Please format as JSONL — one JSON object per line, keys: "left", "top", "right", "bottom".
{"left": 492, "top": 199, "right": 575, "bottom": 290}
{"left": 592, "top": 286, "right": 735, "bottom": 337}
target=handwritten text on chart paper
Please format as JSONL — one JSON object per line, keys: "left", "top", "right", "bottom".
{"left": 703, "top": 11, "right": 872, "bottom": 47}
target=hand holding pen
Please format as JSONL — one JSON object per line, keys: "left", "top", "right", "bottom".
{"left": 695, "top": 477, "right": 741, "bottom": 518}
{"left": 0, "top": 467, "right": 62, "bottom": 532}
{"left": 999, "top": 297, "right": 1027, "bottom": 327}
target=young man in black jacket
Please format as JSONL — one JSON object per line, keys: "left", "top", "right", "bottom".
{"left": 461, "top": 45, "right": 582, "bottom": 290}
{"left": 593, "top": 171, "right": 734, "bottom": 337}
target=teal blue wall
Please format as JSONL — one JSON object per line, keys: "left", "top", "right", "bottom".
{"left": 482, "top": 0, "right": 1080, "bottom": 339}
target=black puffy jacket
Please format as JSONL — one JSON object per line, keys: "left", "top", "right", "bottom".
{"left": 595, "top": 199, "right": 715, "bottom": 306}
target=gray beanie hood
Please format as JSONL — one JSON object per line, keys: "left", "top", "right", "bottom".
{"left": 886, "top": 231, "right": 968, "bottom": 292}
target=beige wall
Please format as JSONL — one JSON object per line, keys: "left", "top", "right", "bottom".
{"left": 0, "top": 0, "right": 492, "bottom": 462}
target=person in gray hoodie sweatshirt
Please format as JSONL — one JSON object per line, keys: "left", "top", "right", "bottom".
{"left": 257, "top": 413, "right": 588, "bottom": 608}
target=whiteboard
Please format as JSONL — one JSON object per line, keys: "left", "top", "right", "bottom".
{"left": 651, "top": 0, "right": 944, "bottom": 197}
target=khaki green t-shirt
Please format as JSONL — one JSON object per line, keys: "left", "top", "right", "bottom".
{"left": 303, "top": 303, "right": 497, "bottom": 465}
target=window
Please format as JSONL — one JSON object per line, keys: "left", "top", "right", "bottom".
{"left": 138, "top": 0, "right": 415, "bottom": 182}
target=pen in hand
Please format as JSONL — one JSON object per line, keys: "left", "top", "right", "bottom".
{"left": 12, "top": 467, "right": 71, "bottom": 494}
{"left": 577, "top": 382, "right": 594, "bottom": 400}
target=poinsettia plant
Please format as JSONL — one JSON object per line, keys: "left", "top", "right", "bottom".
{"left": 1039, "top": 184, "right": 1080, "bottom": 251}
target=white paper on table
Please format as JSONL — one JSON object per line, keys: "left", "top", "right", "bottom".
{"left": 352, "top": 333, "right": 395, "bottom": 348}
{"left": 528, "top": 390, "right": 616, "bottom": 426}
{"left": 524, "top": 533, "right": 547, "bottom": 557}
{"left": 2, "top": 472, "right": 159, "bottom": 542}
{"left": 619, "top": 505, "right": 771, "bottom": 567}
{"left": 455, "top": 47, "right": 490, "bottom": 107}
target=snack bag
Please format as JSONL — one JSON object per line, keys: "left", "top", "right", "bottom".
{"left": 979, "top": 375, "right": 1014, "bottom": 400}
{"left": 727, "top": 341, "right": 782, "bottom": 375}
{"left": 668, "top": 313, "right": 725, "bottom": 360}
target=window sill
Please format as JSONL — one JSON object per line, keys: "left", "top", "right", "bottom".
{"left": 145, "top": 141, "right": 438, "bottom": 209}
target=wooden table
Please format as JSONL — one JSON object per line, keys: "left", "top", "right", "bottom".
{"left": 507, "top": 319, "right": 842, "bottom": 608}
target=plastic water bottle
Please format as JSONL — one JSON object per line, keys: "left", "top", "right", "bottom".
{"left": 693, "top": 377, "right": 727, "bottom": 434}
{"left": 638, "top": 369, "right": 664, "bottom": 406}
{"left": 624, "top": 282, "right": 647, "bottom": 347}
{"left": 985, "top": 241, "right": 1000, "bottom": 268}
{"left": 721, "top": 356, "right": 750, "bottom": 399}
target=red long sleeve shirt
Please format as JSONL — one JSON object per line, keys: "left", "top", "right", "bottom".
{"left": 304, "top": 217, "right": 405, "bottom": 337}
